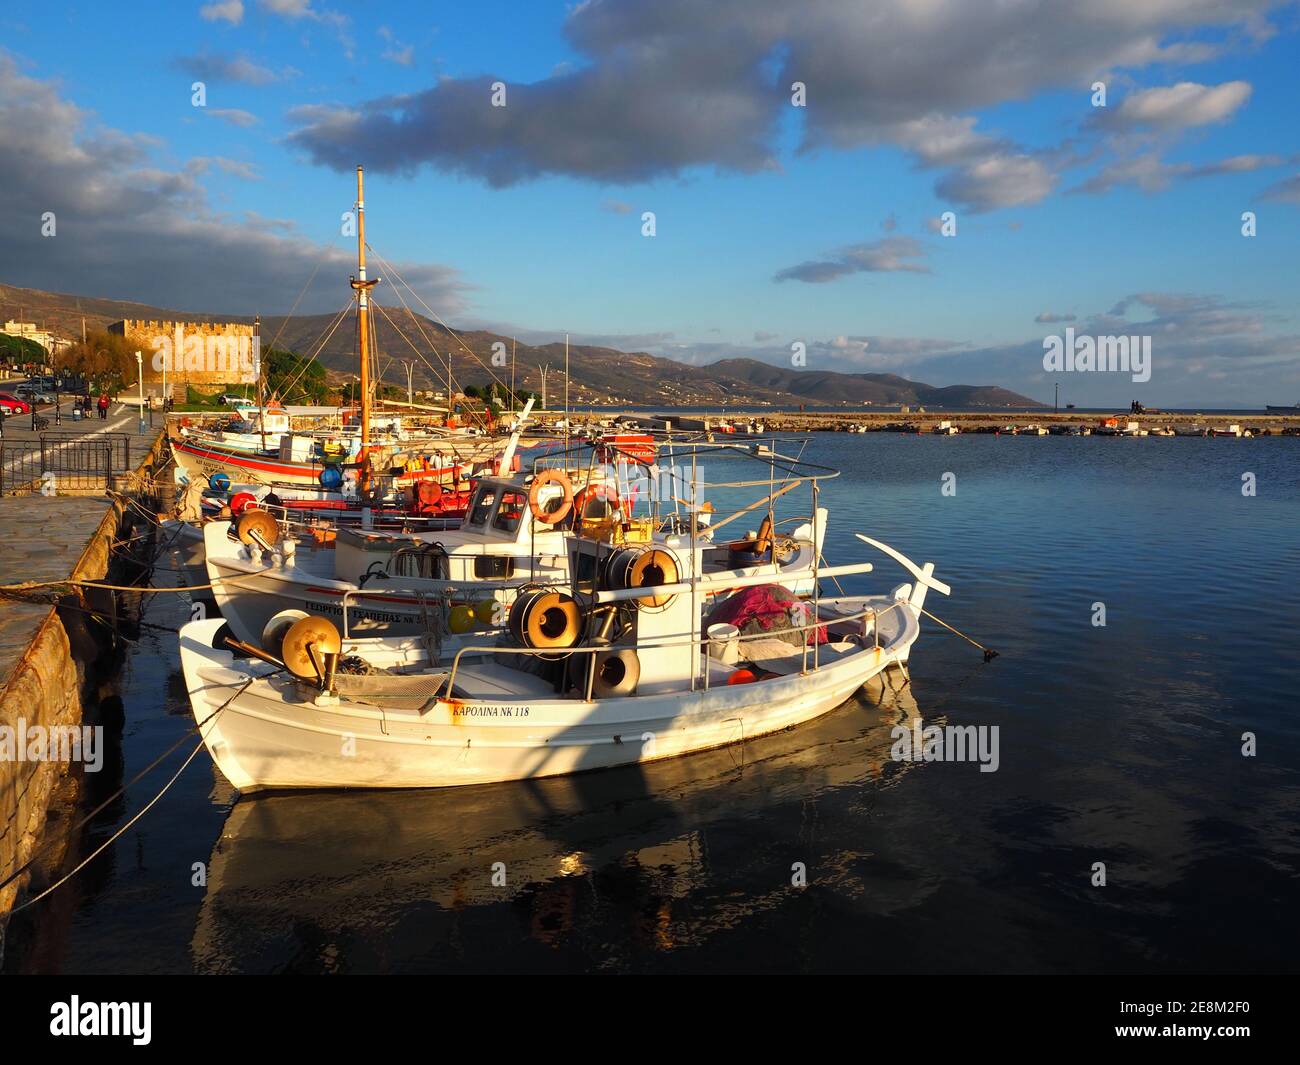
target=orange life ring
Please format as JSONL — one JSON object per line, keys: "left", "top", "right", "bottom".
{"left": 528, "top": 469, "right": 574, "bottom": 524}
{"left": 572, "top": 482, "right": 620, "bottom": 524}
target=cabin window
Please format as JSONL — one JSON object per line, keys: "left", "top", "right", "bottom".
{"left": 474, "top": 556, "right": 515, "bottom": 580}
{"left": 491, "top": 490, "right": 527, "bottom": 534}
{"left": 467, "top": 489, "right": 496, "bottom": 527}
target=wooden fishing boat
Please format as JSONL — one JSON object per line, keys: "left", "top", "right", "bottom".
{"left": 180, "top": 526, "right": 948, "bottom": 791}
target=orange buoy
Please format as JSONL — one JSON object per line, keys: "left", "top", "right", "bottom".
{"left": 727, "top": 669, "right": 758, "bottom": 685}
{"left": 527, "top": 469, "right": 574, "bottom": 524}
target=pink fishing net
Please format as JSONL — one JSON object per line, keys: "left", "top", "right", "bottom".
{"left": 705, "top": 583, "right": 827, "bottom": 646}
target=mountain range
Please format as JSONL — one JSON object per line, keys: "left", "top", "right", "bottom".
{"left": 0, "top": 282, "right": 1041, "bottom": 408}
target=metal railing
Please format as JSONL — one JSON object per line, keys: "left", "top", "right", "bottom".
{"left": 0, "top": 439, "right": 114, "bottom": 494}
{"left": 26, "top": 431, "right": 131, "bottom": 470}
{"left": 434, "top": 598, "right": 911, "bottom": 702}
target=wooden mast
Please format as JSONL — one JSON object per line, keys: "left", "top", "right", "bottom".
{"left": 349, "top": 165, "right": 378, "bottom": 490}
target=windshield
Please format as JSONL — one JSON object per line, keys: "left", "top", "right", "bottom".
{"left": 467, "top": 487, "right": 496, "bottom": 527}
{"left": 491, "top": 490, "right": 527, "bottom": 534}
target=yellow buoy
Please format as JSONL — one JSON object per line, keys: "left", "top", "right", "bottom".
{"left": 473, "top": 598, "right": 500, "bottom": 625}
{"left": 448, "top": 604, "right": 476, "bottom": 633}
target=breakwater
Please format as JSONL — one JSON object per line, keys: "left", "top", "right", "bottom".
{"left": 544, "top": 409, "right": 1300, "bottom": 435}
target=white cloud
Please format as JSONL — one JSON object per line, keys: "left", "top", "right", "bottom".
{"left": 200, "top": 0, "right": 244, "bottom": 25}
{"left": 1104, "top": 80, "right": 1253, "bottom": 130}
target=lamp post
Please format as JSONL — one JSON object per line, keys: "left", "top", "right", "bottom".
{"left": 136, "top": 351, "right": 145, "bottom": 433}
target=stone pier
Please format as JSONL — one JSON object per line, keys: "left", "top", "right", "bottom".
{"left": 0, "top": 432, "right": 168, "bottom": 922}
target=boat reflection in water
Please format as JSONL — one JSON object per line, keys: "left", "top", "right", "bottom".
{"left": 191, "top": 673, "right": 946, "bottom": 972}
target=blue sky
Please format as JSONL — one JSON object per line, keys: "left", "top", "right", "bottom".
{"left": 2, "top": 0, "right": 1298, "bottom": 406}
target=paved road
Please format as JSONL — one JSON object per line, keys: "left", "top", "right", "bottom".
{"left": 0, "top": 495, "right": 115, "bottom": 688}
{"left": 0, "top": 398, "right": 160, "bottom": 490}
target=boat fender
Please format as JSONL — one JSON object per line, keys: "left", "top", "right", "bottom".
{"left": 592, "top": 646, "right": 639, "bottom": 698}
{"left": 448, "top": 604, "right": 477, "bottom": 634}
{"left": 527, "top": 469, "right": 574, "bottom": 524}
{"left": 229, "top": 491, "right": 257, "bottom": 516}
{"left": 604, "top": 546, "right": 679, "bottom": 608}
{"left": 319, "top": 466, "right": 344, "bottom": 490}
{"left": 509, "top": 589, "right": 582, "bottom": 650}
{"left": 209, "top": 472, "right": 231, "bottom": 493}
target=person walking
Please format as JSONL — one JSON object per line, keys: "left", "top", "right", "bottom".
{"left": 97, "top": 393, "right": 109, "bottom": 420}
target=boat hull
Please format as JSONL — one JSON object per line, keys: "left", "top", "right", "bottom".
{"left": 173, "top": 439, "right": 347, "bottom": 488}
{"left": 180, "top": 612, "right": 915, "bottom": 791}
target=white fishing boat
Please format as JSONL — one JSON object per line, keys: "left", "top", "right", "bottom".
{"left": 177, "top": 163, "right": 951, "bottom": 793}
{"left": 199, "top": 440, "right": 831, "bottom": 642}
{"left": 179, "top": 522, "right": 948, "bottom": 791}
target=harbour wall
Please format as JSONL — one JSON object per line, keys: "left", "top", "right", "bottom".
{"left": 0, "top": 431, "right": 168, "bottom": 928}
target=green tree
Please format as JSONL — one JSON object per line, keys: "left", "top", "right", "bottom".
{"left": 0, "top": 333, "right": 48, "bottom": 367}
{"left": 263, "top": 347, "right": 329, "bottom": 404}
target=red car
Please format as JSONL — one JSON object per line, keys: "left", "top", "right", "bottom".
{"left": 0, "top": 393, "right": 32, "bottom": 415}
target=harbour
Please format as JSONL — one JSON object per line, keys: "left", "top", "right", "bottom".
{"left": 3, "top": 430, "right": 1296, "bottom": 974}
{"left": 4, "top": 0, "right": 1299, "bottom": 1011}
{"left": 1, "top": 166, "right": 1296, "bottom": 980}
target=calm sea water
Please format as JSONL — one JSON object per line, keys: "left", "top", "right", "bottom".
{"left": 7, "top": 434, "right": 1299, "bottom": 974}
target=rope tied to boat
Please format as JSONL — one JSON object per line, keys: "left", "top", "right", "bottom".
{"left": 914, "top": 604, "right": 999, "bottom": 662}
{"left": 0, "top": 675, "right": 260, "bottom": 914}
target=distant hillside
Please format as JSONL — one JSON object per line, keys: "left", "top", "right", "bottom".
{"left": 701, "top": 359, "right": 1035, "bottom": 408}
{"left": 0, "top": 282, "right": 1042, "bottom": 408}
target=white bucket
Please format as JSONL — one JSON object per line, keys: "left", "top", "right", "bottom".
{"left": 707, "top": 622, "right": 740, "bottom": 665}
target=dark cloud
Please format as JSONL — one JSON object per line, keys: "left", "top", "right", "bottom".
{"left": 0, "top": 56, "right": 465, "bottom": 316}
{"left": 774, "top": 236, "right": 929, "bottom": 284}
{"left": 288, "top": 0, "right": 1278, "bottom": 208}
{"left": 1035, "top": 311, "right": 1077, "bottom": 323}
{"left": 1260, "top": 172, "right": 1300, "bottom": 203}
{"left": 174, "top": 52, "right": 293, "bottom": 86}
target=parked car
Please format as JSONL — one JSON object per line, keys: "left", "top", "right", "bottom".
{"left": 220, "top": 394, "right": 247, "bottom": 406}
{"left": 16, "top": 385, "right": 55, "bottom": 404}
{"left": 0, "top": 392, "right": 32, "bottom": 415}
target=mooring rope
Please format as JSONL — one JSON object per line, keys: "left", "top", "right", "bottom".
{"left": 0, "top": 674, "right": 256, "bottom": 906}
